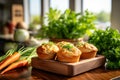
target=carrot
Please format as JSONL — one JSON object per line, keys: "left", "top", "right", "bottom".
{"left": 0, "top": 47, "right": 36, "bottom": 74}
{"left": 0, "top": 56, "right": 11, "bottom": 65}
{"left": 1, "top": 60, "right": 28, "bottom": 74}
{"left": 0, "top": 52, "right": 20, "bottom": 70}
{"left": 0, "top": 48, "right": 15, "bottom": 62}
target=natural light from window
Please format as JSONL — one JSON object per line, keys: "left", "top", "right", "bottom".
{"left": 29, "top": 0, "right": 41, "bottom": 31}
{"left": 50, "top": 0, "right": 69, "bottom": 13}
{"left": 30, "top": 0, "right": 41, "bottom": 16}
{"left": 83, "top": 0, "right": 111, "bottom": 30}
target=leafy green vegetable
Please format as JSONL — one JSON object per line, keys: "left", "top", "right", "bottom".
{"left": 38, "top": 8, "right": 96, "bottom": 39}
{"left": 88, "top": 27, "right": 120, "bottom": 54}
{"left": 88, "top": 27, "right": 120, "bottom": 69}
{"left": 105, "top": 60, "right": 120, "bottom": 70}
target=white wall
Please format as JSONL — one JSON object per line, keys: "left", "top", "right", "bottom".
{"left": 23, "top": 0, "right": 30, "bottom": 25}
{"left": 111, "top": 0, "right": 120, "bottom": 31}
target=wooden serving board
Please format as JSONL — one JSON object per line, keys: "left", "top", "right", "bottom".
{"left": 31, "top": 55, "right": 105, "bottom": 76}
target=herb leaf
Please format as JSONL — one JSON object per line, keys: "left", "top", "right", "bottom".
{"left": 38, "top": 9, "right": 96, "bottom": 39}
{"left": 88, "top": 27, "right": 120, "bottom": 69}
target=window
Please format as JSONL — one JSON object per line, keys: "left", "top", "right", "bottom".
{"left": 29, "top": 0, "right": 41, "bottom": 25}
{"left": 28, "top": 0, "right": 41, "bottom": 32}
{"left": 50, "top": 0, "right": 69, "bottom": 13}
{"left": 83, "top": 0, "right": 111, "bottom": 30}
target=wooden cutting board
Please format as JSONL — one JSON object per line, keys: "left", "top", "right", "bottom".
{"left": 31, "top": 55, "right": 105, "bottom": 76}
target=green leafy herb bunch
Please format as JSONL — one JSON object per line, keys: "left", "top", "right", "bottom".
{"left": 38, "top": 8, "right": 96, "bottom": 39}
{"left": 88, "top": 27, "right": 120, "bottom": 69}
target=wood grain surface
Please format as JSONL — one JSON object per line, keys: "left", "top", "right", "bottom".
{"left": 0, "top": 66, "right": 120, "bottom": 80}
{"left": 31, "top": 55, "right": 106, "bottom": 76}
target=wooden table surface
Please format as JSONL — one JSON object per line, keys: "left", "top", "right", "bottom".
{"left": 0, "top": 66, "right": 120, "bottom": 80}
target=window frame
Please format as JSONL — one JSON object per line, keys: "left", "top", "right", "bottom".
{"left": 24, "top": 0, "right": 116, "bottom": 30}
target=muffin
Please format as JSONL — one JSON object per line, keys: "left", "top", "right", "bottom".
{"left": 76, "top": 42, "right": 98, "bottom": 59}
{"left": 57, "top": 41, "right": 71, "bottom": 50}
{"left": 56, "top": 41, "right": 82, "bottom": 63}
{"left": 36, "top": 42, "right": 59, "bottom": 60}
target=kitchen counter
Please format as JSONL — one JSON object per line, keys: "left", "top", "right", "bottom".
{"left": 0, "top": 66, "right": 120, "bottom": 80}
{"left": 0, "top": 34, "right": 13, "bottom": 40}
{"left": 0, "top": 34, "right": 48, "bottom": 55}
{"left": 0, "top": 34, "right": 120, "bottom": 80}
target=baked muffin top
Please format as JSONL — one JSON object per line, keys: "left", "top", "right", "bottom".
{"left": 76, "top": 42, "right": 98, "bottom": 53}
{"left": 57, "top": 41, "right": 81, "bottom": 57}
{"left": 38, "top": 42, "right": 59, "bottom": 54}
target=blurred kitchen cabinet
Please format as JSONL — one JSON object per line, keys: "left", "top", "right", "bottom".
{"left": 12, "top": 4, "right": 24, "bottom": 24}
{"left": 0, "top": 4, "right": 4, "bottom": 22}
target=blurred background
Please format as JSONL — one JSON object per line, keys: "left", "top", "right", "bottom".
{"left": 0, "top": 0, "right": 119, "bottom": 54}
{"left": 0, "top": 0, "right": 113, "bottom": 33}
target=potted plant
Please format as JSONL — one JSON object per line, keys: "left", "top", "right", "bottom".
{"left": 38, "top": 8, "right": 96, "bottom": 43}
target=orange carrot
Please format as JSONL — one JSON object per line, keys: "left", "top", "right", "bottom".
{"left": 1, "top": 60, "right": 28, "bottom": 74}
{"left": 0, "top": 52, "right": 20, "bottom": 70}
{"left": 0, "top": 56, "right": 11, "bottom": 65}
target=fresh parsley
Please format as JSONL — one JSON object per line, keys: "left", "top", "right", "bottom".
{"left": 88, "top": 27, "right": 120, "bottom": 69}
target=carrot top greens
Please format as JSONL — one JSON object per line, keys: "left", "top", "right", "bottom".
{"left": 0, "top": 47, "right": 37, "bottom": 63}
